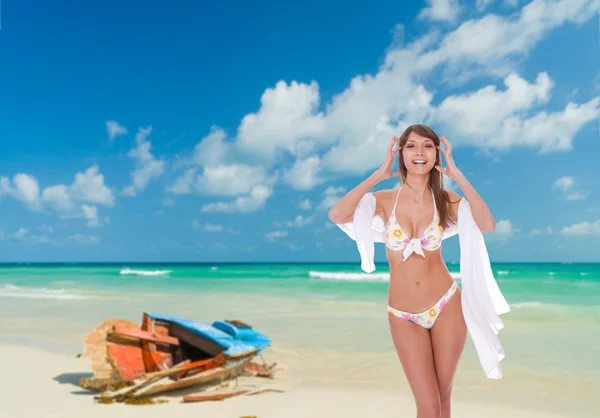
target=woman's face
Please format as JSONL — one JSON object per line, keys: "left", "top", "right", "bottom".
{"left": 401, "top": 132, "right": 438, "bottom": 175}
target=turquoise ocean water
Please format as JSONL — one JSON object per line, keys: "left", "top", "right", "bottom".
{"left": 1, "top": 262, "right": 599, "bottom": 414}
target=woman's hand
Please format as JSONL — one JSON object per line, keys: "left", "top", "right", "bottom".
{"left": 377, "top": 136, "right": 402, "bottom": 180}
{"left": 435, "top": 136, "right": 461, "bottom": 180}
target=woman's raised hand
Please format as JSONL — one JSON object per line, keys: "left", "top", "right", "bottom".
{"left": 377, "top": 136, "right": 402, "bottom": 180}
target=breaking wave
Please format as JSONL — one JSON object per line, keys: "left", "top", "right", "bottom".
{"left": 309, "top": 271, "right": 461, "bottom": 282}
{"left": 119, "top": 268, "right": 172, "bottom": 277}
{"left": 0, "top": 284, "right": 88, "bottom": 300}
{"left": 309, "top": 271, "right": 390, "bottom": 281}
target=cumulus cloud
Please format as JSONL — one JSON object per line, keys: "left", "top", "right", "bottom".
{"left": 319, "top": 186, "right": 346, "bottom": 210}
{"left": 265, "top": 230, "right": 288, "bottom": 240}
{"left": 0, "top": 165, "right": 114, "bottom": 227}
{"left": 168, "top": 0, "right": 599, "bottom": 209}
{"left": 199, "top": 184, "right": 273, "bottom": 213}
{"left": 476, "top": 0, "right": 494, "bottom": 11}
{"left": 273, "top": 215, "right": 313, "bottom": 228}
{"left": 418, "top": 0, "right": 461, "bottom": 23}
{"left": 560, "top": 220, "right": 600, "bottom": 236}
{"left": 553, "top": 176, "right": 588, "bottom": 200}
{"left": 299, "top": 199, "right": 312, "bottom": 210}
{"left": 106, "top": 120, "right": 128, "bottom": 142}
{"left": 283, "top": 156, "right": 323, "bottom": 191}
{"left": 486, "top": 219, "right": 517, "bottom": 240}
{"left": 123, "top": 126, "right": 165, "bottom": 196}
{"left": 236, "top": 81, "right": 326, "bottom": 163}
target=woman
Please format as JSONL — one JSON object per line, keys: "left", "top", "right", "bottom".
{"left": 328, "top": 124, "right": 509, "bottom": 418}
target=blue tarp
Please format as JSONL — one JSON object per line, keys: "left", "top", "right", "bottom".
{"left": 148, "top": 313, "right": 271, "bottom": 356}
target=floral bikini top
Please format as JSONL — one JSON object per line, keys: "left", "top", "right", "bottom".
{"left": 385, "top": 186, "right": 443, "bottom": 261}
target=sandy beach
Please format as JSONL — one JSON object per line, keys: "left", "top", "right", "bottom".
{"left": 2, "top": 263, "right": 599, "bottom": 418}
{"left": 0, "top": 342, "right": 586, "bottom": 418}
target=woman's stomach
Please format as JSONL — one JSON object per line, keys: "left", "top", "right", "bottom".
{"left": 386, "top": 250, "right": 454, "bottom": 312}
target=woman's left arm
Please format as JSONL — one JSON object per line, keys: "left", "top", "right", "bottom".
{"left": 436, "top": 136, "right": 496, "bottom": 233}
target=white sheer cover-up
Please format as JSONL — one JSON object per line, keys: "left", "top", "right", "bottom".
{"left": 335, "top": 192, "right": 511, "bottom": 379}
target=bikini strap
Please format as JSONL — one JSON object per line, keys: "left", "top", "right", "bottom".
{"left": 391, "top": 184, "right": 403, "bottom": 214}
{"left": 431, "top": 188, "right": 439, "bottom": 220}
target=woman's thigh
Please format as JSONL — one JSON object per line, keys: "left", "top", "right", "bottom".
{"left": 430, "top": 288, "right": 467, "bottom": 396}
{"left": 388, "top": 313, "right": 440, "bottom": 409}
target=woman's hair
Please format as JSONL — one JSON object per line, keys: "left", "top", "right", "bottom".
{"left": 396, "top": 124, "right": 458, "bottom": 229}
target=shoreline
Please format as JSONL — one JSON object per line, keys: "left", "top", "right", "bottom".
{"left": 1, "top": 341, "right": 585, "bottom": 418}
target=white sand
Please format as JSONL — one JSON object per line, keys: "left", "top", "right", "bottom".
{"left": 2, "top": 343, "right": 574, "bottom": 418}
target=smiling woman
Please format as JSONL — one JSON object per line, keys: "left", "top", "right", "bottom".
{"left": 328, "top": 124, "right": 509, "bottom": 418}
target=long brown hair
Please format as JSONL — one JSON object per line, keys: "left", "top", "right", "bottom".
{"left": 396, "top": 124, "right": 457, "bottom": 229}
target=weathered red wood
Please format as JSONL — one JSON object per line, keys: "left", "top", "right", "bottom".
{"left": 112, "top": 326, "right": 180, "bottom": 346}
{"left": 168, "top": 353, "right": 227, "bottom": 380}
{"left": 141, "top": 313, "right": 170, "bottom": 373}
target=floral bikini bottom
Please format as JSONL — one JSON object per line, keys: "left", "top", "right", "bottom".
{"left": 387, "top": 281, "right": 459, "bottom": 329}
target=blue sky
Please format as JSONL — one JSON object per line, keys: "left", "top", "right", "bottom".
{"left": 0, "top": 0, "right": 598, "bottom": 263}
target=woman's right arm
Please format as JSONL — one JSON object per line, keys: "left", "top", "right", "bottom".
{"left": 328, "top": 137, "right": 402, "bottom": 224}
{"left": 327, "top": 170, "right": 387, "bottom": 224}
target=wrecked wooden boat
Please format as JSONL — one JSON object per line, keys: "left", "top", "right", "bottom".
{"left": 79, "top": 312, "right": 273, "bottom": 397}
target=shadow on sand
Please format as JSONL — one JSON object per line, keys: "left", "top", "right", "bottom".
{"left": 53, "top": 372, "right": 95, "bottom": 395}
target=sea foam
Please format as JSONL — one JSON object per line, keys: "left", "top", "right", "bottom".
{"left": 309, "top": 271, "right": 461, "bottom": 282}
{"left": 0, "top": 284, "right": 88, "bottom": 300}
{"left": 119, "top": 268, "right": 172, "bottom": 276}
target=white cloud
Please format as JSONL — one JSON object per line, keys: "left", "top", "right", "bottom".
{"left": 38, "top": 225, "right": 54, "bottom": 233}
{"left": 197, "top": 165, "right": 268, "bottom": 196}
{"left": 283, "top": 156, "right": 323, "bottom": 191}
{"left": 11, "top": 228, "right": 28, "bottom": 239}
{"left": 319, "top": 186, "right": 346, "bottom": 210}
{"left": 299, "top": 199, "right": 312, "bottom": 210}
{"left": 265, "top": 230, "right": 288, "bottom": 240}
{"left": 236, "top": 81, "right": 326, "bottom": 163}
{"left": 418, "top": 0, "right": 461, "bottom": 23}
{"left": 432, "top": 73, "right": 600, "bottom": 152}
{"left": 123, "top": 126, "right": 165, "bottom": 196}
{"left": 68, "top": 234, "right": 100, "bottom": 245}
{"left": 565, "top": 192, "right": 587, "bottom": 200}
{"left": 200, "top": 184, "right": 273, "bottom": 213}
{"left": 70, "top": 165, "right": 115, "bottom": 206}
{"left": 553, "top": 176, "right": 574, "bottom": 192}
{"left": 528, "top": 228, "right": 543, "bottom": 236}
{"left": 191, "top": 126, "right": 231, "bottom": 167}
{"left": 553, "top": 176, "right": 588, "bottom": 200}
{"left": 203, "top": 223, "right": 224, "bottom": 232}
{"left": 415, "top": 0, "right": 600, "bottom": 78}
{"left": 81, "top": 204, "right": 101, "bottom": 227}
{"left": 106, "top": 120, "right": 128, "bottom": 142}
{"left": 274, "top": 215, "right": 313, "bottom": 228}
{"left": 486, "top": 219, "right": 517, "bottom": 240}
{"left": 170, "top": 164, "right": 269, "bottom": 197}
{"left": 476, "top": 0, "right": 493, "bottom": 11}
{"left": 443, "top": 175, "right": 459, "bottom": 192}
{"left": 161, "top": 197, "right": 175, "bottom": 207}
{"left": 0, "top": 166, "right": 114, "bottom": 227}
{"left": 560, "top": 220, "right": 600, "bottom": 236}
{"left": 0, "top": 173, "right": 41, "bottom": 209}
{"left": 167, "top": 0, "right": 599, "bottom": 204}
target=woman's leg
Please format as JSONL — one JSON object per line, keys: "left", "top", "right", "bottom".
{"left": 388, "top": 313, "right": 441, "bottom": 418}
{"left": 430, "top": 288, "right": 467, "bottom": 418}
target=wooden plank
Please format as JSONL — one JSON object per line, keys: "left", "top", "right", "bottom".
{"left": 182, "top": 386, "right": 284, "bottom": 403}
{"left": 111, "top": 326, "right": 180, "bottom": 346}
{"left": 183, "top": 389, "right": 249, "bottom": 402}
{"left": 134, "top": 357, "right": 252, "bottom": 397}
{"left": 142, "top": 354, "right": 226, "bottom": 379}
{"left": 96, "top": 359, "right": 191, "bottom": 400}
